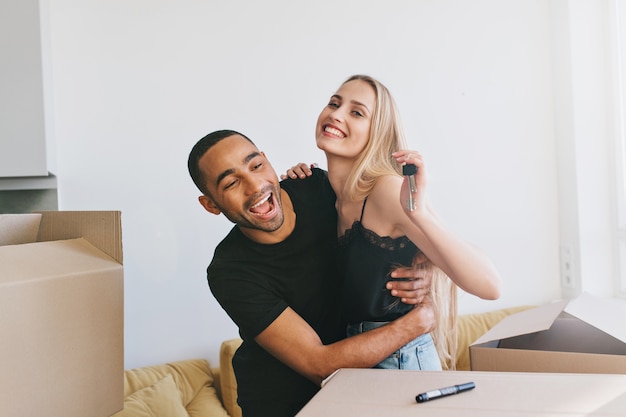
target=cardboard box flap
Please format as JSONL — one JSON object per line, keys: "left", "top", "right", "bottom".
{"left": 473, "top": 299, "right": 569, "bottom": 345}
{"left": 0, "top": 214, "right": 42, "bottom": 246}
{"left": 36, "top": 211, "right": 123, "bottom": 264}
{"left": 564, "top": 292, "right": 626, "bottom": 343}
{"left": 0, "top": 238, "right": 121, "bottom": 284}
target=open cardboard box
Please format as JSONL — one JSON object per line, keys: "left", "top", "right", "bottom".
{"left": 0, "top": 211, "right": 124, "bottom": 417}
{"left": 470, "top": 292, "right": 626, "bottom": 374}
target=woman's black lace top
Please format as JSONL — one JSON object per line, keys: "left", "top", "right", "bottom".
{"left": 338, "top": 208, "right": 420, "bottom": 323}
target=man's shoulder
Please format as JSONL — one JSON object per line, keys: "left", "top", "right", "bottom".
{"left": 281, "top": 167, "right": 334, "bottom": 201}
{"left": 209, "top": 227, "right": 249, "bottom": 267}
{"left": 214, "top": 225, "right": 243, "bottom": 247}
{"left": 207, "top": 236, "right": 254, "bottom": 291}
{"left": 281, "top": 167, "right": 328, "bottom": 189}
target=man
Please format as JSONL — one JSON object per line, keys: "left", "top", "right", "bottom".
{"left": 188, "top": 130, "right": 435, "bottom": 417}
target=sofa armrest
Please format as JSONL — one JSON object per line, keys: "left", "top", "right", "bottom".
{"left": 220, "top": 338, "right": 243, "bottom": 417}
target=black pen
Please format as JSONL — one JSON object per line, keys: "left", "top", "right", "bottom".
{"left": 415, "top": 382, "right": 475, "bottom": 403}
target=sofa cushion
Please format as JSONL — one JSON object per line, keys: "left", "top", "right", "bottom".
{"left": 112, "top": 374, "right": 188, "bottom": 417}
{"left": 120, "top": 359, "right": 229, "bottom": 417}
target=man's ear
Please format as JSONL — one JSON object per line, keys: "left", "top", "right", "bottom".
{"left": 199, "top": 195, "right": 221, "bottom": 215}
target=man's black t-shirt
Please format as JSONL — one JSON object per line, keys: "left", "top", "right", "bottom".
{"left": 207, "top": 168, "right": 343, "bottom": 415}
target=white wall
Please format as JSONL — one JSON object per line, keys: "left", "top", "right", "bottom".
{"left": 40, "top": 0, "right": 613, "bottom": 369}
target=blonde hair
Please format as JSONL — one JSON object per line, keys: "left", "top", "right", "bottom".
{"left": 342, "top": 75, "right": 408, "bottom": 201}
{"left": 342, "top": 74, "right": 458, "bottom": 369}
{"left": 430, "top": 267, "right": 458, "bottom": 370}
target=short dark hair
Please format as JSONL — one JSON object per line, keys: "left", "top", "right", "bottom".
{"left": 187, "top": 129, "right": 254, "bottom": 195}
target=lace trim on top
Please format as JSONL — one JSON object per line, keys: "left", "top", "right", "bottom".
{"left": 339, "top": 221, "right": 413, "bottom": 251}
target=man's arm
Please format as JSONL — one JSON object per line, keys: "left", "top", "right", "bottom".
{"left": 255, "top": 300, "right": 436, "bottom": 386}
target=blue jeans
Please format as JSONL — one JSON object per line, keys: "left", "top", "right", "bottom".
{"left": 346, "top": 321, "right": 442, "bottom": 370}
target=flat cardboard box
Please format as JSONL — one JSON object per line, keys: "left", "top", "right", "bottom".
{"left": 470, "top": 292, "right": 626, "bottom": 374}
{"left": 0, "top": 211, "right": 124, "bottom": 417}
{"left": 296, "top": 368, "right": 626, "bottom": 416}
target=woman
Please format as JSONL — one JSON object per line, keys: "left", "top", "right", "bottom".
{"left": 288, "top": 74, "right": 501, "bottom": 370}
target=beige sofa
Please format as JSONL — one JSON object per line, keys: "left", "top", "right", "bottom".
{"left": 114, "top": 305, "right": 532, "bottom": 417}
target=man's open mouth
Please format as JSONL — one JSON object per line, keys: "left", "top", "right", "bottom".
{"left": 249, "top": 192, "right": 277, "bottom": 218}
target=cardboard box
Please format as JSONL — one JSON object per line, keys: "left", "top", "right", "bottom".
{"left": 470, "top": 292, "right": 626, "bottom": 374}
{"left": 0, "top": 211, "right": 124, "bottom": 417}
{"left": 296, "top": 368, "right": 626, "bottom": 416}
